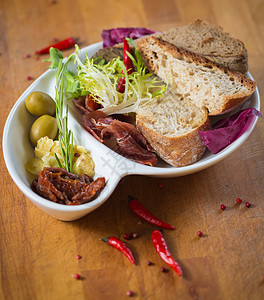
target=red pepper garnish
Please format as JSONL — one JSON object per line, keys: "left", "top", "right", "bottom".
{"left": 36, "top": 37, "right": 77, "bottom": 55}
{"left": 116, "top": 77, "right": 126, "bottom": 93}
{"left": 117, "top": 39, "right": 133, "bottom": 93}
{"left": 85, "top": 94, "right": 102, "bottom": 111}
{"left": 101, "top": 237, "right": 135, "bottom": 264}
{"left": 123, "top": 38, "right": 134, "bottom": 74}
{"left": 128, "top": 196, "right": 175, "bottom": 230}
{"left": 151, "top": 230, "right": 182, "bottom": 276}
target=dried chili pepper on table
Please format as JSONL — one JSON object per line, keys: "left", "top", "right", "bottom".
{"left": 36, "top": 37, "right": 77, "bottom": 55}
{"left": 101, "top": 237, "right": 135, "bottom": 264}
{"left": 117, "top": 38, "right": 134, "bottom": 93}
{"left": 151, "top": 230, "right": 182, "bottom": 276}
{"left": 128, "top": 195, "right": 175, "bottom": 230}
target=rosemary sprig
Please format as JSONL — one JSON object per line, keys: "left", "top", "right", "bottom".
{"left": 49, "top": 48, "right": 75, "bottom": 173}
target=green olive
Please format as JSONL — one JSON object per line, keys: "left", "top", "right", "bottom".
{"left": 30, "top": 115, "right": 58, "bottom": 146}
{"left": 26, "top": 91, "right": 56, "bottom": 116}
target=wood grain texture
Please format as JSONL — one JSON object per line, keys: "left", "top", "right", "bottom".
{"left": 1, "top": 0, "right": 264, "bottom": 299}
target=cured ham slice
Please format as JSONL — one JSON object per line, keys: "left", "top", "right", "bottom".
{"left": 82, "top": 111, "right": 157, "bottom": 166}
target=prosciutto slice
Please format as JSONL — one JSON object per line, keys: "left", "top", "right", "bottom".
{"left": 82, "top": 111, "right": 158, "bottom": 166}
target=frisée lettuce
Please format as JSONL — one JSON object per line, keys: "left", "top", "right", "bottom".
{"left": 47, "top": 41, "right": 167, "bottom": 115}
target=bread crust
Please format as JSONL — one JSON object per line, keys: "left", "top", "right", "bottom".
{"left": 137, "top": 36, "right": 256, "bottom": 116}
{"left": 136, "top": 109, "right": 210, "bottom": 167}
{"left": 158, "top": 19, "right": 248, "bottom": 73}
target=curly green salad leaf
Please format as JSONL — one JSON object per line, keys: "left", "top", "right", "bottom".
{"left": 73, "top": 44, "right": 166, "bottom": 114}
{"left": 55, "top": 40, "right": 167, "bottom": 115}
{"left": 47, "top": 41, "right": 167, "bottom": 114}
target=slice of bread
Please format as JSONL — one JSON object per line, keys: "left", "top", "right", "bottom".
{"left": 137, "top": 36, "right": 256, "bottom": 116}
{"left": 155, "top": 20, "right": 248, "bottom": 73}
{"left": 136, "top": 89, "right": 210, "bottom": 167}
{"left": 113, "top": 20, "right": 248, "bottom": 73}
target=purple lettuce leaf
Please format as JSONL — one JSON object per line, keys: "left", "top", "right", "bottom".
{"left": 101, "top": 27, "right": 157, "bottom": 48}
{"left": 199, "top": 108, "right": 262, "bottom": 154}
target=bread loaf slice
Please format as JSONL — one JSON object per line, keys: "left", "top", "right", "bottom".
{"left": 136, "top": 89, "right": 210, "bottom": 167}
{"left": 157, "top": 19, "right": 248, "bottom": 73}
{"left": 137, "top": 36, "right": 256, "bottom": 116}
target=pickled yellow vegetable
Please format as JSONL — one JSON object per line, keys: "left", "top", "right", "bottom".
{"left": 25, "top": 137, "right": 95, "bottom": 177}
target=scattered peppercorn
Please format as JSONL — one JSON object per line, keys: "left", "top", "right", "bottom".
{"left": 132, "top": 233, "right": 138, "bottom": 239}
{"left": 123, "top": 233, "right": 132, "bottom": 240}
{"left": 236, "top": 197, "right": 243, "bottom": 204}
{"left": 147, "top": 261, "right": 154, "bottom": 266}
{"left": 245, "top": 202, "right": 251, "bottom": 208}
{"left": 220, "top": 204, "right": 227, "bottom": 210}
{"left": 53, "top": 37, "right": 59, "bottom": 42}
{"left": 123, "top": 232, "right": 138, "bottom": 240}
{"left": 73, "top": 273, "right": 80, "bottom": 280}
{"left": 160, "top": 267, "right": 168, "bottom": 273}
{"left": 26, "top": 76, "right": 33, "bottom": 80}
{"left": 158, "top": 183, "right": 164, "bottom": 189}
{"left": 74, "top": 153, "right": 80, "bottom": 157}
{"left": 24, "top": 54, "right": 30, "bottom": 58}
{"left": 197, "top": 231, "right": 203, "bottom": 237}
{"left": 76, "top": 255, "right": 82, "bottom": 260}
{"left": 126, "top": 290, "right": 134, "bottom": 297}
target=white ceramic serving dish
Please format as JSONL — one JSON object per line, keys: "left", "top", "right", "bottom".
{"left": 2, "top": 41, "right": 260, "bottom": 221}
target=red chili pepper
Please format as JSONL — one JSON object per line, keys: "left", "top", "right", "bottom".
{"left": 116, "top": 77, "right": 126, "bottom": 93}
{"left": 101, "top": 237, "right": 135, "bottom": 264}
{"left": 117, "top": 39, "right": 133, "bottom": 93}
{"left": 36, "top": 37, "right": 77, "bottom": 55}
{"left": 151, "top": 230, "right": 182, "bottom": 276}
{"left": 128, "top": 195, "right": 175, "bottom": 230}
{"left": 123, "top": 38, "right": 134, "bottom": 74}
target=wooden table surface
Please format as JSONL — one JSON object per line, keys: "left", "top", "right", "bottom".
{"left": 1, "top": 0, "right": 264, "bottom": 299}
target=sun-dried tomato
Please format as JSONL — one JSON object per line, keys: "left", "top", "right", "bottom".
{"left": 31, "top": 167, "right": 105, "bottom": 205}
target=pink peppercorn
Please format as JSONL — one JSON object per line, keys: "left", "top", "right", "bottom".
{"left": 24, "top": 53, "right": 30, "bottom": 58}
{"left": 158, "top": 183, "right": 164, "bottom": 189}
{"left": 220, "top": 204, "right": 226, "bottom": 210}
{"left": 75, "top": 255, "right": 82, "bottom": 260}
{"left": 132, "top": 233, "right": 138, "bottom": 239}
{"left": 126, "top": 290, "right": 134, "bottom": 297}
{"left": 236, "top": 198, "right": 243, "bottom": 204}
{"left": 73, "top": 273, "right": 80, "bottom": 280}
{"left": 160, "top": 267, "right": 168, "bottom": 273}
{"left": 26, "top": 76, "right": 33, "bottom": 80}
{"left": 197, "top": 231, "right": 203, "bottom": 237}
{"left": 123, "top": 233, "right": 132, "bottom": 240}
{"left": 245, "top": 202, "right": 251, "bottom": 208}
{"left": 147, "top": 261, "right": 153, "bottom": 266}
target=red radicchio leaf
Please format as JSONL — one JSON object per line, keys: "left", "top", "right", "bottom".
{"left": 101, "top": 27, "right": 157, "bottom": 48}
{"left": 199, "top": 108, "right": 262, "bottom": 154}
